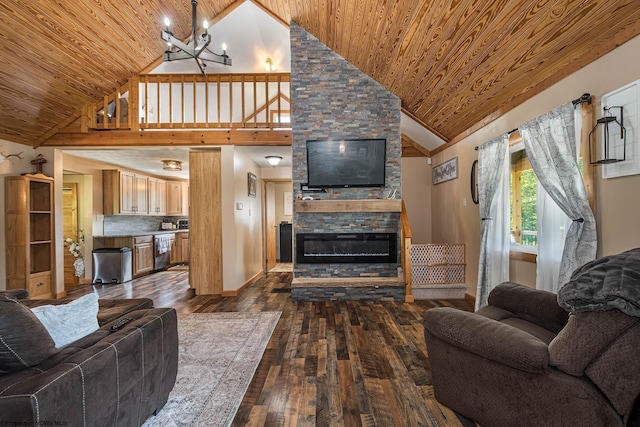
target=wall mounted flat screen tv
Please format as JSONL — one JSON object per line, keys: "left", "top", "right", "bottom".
{"left": 306, "top": 139, "right": 386, "bottom": 188}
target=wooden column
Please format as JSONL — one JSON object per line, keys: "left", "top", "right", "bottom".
{"left": 189, "top": 150, "right": 223, "bottom": 295}
{"left": 580, "top": 98, "right": 596, "bottom": 216}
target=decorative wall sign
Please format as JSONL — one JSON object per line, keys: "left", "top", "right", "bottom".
{"left": 433, "top": 157, "right": 459, "bottom": 185}
{"left": 248, "top": 172, "right": 257, "bottom": 197}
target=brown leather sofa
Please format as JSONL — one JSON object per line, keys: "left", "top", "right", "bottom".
{"left": 424, "top": 281, "right": 640, "bottom": 427}
{"left": 0, "top": 292, "right": 178, "bottom": 426}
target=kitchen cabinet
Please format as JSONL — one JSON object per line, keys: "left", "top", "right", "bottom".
{"left": 5, "top": 174, "right": 55, "bottom": 299}
{"left": 179, "top": 232, "right": 190, "bottom": 263}
{"left": 103, "top": 170, "right": 148, "bottom": 215}
{"left": 167, "top": 181, "right": 184, "bottom": 215}
{"left": 133, "top": 236, "right": 154, "bottom": 276}
{"left": 148, "top": 177, "right": 167, "bottom": 215}
{"left": 104, "top": 170, "right": 186, "bottom": 216}
{"left": 169, "top": 234, "right": 179, "bottom": 264}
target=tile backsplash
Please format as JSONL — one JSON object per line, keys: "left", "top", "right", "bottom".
{"left": 103, "top": 215, "right": 188, "bottom": 235}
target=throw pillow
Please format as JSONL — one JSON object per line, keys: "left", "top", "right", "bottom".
{"left": 31, "top": 293, "right": 100, "bottom": 349}
{"left": 0, "top": 295, "right": 58, "bottom": 373}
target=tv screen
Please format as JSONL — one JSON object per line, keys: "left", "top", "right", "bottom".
{"left": 306, "top": 139, "right": 386, "bottom": 188}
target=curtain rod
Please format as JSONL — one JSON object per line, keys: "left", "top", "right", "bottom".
{"left": 474, "top": 93, "right": 592, "bottom": 150}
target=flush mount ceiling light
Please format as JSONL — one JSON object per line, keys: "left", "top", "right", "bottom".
{"left": 163, "top": 160, "right": 183, "bottom": 171}
{"left": 264, "top": 57, "right": 276, "bottom": 72}
{"left": 161, "top": 0, "right": 231, "bottom": 75}
{"left": 265, "top": 155, "right": 282, "bottom": 166}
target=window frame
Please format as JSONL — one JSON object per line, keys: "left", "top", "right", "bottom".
{"left": 509, "top": 138, "right": 538, "bottom": 256}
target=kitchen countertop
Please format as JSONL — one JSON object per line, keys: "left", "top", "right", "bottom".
{"left": 94, "top": 229, "right": 189, "bottom": 238}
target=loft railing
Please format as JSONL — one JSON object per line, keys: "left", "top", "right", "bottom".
{"left": 89, "top": 73, "right": 291, "bottom": 131}
{"left": 400, "top": 200, "right": 414, "bottom": 302}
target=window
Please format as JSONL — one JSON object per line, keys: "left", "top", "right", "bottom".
{"left": 509, "top": 139, "right": 585, "bottom": 257}
{"left": 510, "top": 144, "right": 538, "bottom": 253}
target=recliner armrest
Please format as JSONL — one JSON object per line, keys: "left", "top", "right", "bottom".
{"left": 424, "top": 307, "right": 550, "bottom": 374}
{"left": 488, "top": 282, "right": 569, "bottom": 333}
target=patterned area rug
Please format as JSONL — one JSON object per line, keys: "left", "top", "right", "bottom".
{"left": 143, "top": 312, "right": 281, "bottom": 427}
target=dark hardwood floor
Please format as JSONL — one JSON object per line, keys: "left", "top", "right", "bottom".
{"left": 68, "top": 269, "right": 476, "bottom": 426}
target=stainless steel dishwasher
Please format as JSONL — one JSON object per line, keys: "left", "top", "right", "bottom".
{"left": 154, "top": 234, "right": 171, "bottom": 271}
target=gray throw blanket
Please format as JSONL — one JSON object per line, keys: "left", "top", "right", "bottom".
{"left": 558, "top": 248, "right": 640, "bottom": 317}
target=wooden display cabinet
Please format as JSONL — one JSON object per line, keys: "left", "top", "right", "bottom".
{"left": 5, "top": 174, "right": 55, "bottom": 299}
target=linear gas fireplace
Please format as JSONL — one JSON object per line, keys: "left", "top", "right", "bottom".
{"left": 296, "top": 232, "right": 397, "bottom": 264}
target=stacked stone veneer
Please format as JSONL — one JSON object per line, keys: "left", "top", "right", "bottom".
{"left": 290, "top": 22, "right": 403, "bottom": 299}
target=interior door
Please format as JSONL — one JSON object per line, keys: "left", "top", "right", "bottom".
{"left": 265, "top": 181, "right": 277, "bottom": 271}
{"left": 63, "top": 183, "right": 79, "bottom": 287}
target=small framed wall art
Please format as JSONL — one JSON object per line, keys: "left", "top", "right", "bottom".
{"left": 433, "top": 157, "right": 459, "bottom": 185}
{"left": 248, "top": 172, "right": 257, "bottom": 197}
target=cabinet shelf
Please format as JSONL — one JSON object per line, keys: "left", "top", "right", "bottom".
{"left": 5, "top": 174, "right": 54, "bottom": 299}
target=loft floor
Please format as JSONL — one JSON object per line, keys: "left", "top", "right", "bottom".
{"left": 67, "top": 270, "right": 476, "bottom": 426}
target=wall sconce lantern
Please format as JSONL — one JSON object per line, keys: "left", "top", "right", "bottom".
{"left": 265, "top": 155, "right": 282, "bottom": 166}
{"left": 588, "top": 106, "right": 626, "bottom": 165}
{"left": 162, "top": 160, "right": 182, "bottom": 171}
{"left": 264, "top": 57, "right": 276, "bottom": 72}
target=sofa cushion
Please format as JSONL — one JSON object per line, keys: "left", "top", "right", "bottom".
{"left": 20, "top": 297, "right": 154, "bottom": 326}
{"left": 0, "top": 295, "right": 58, "bottom": 373}
{"left": 585, "top": 322, "right": 640, "bottom": 417}
{"left": 488, "top": 281, "right": 569, "bottom": 332}
{"left": 31, "top": 294, "right": 100, "bottom": 349}
{"left": 549, "top": 309, "right": 638, "bottom": 376}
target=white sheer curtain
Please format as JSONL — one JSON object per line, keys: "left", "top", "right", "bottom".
{"left": 475, "top": 135, "right": 510, "bottom": 310}
{"left": 520, "top": 102, "right": 596, "bottom": 292}
{"left": 536, "top": 183, "right": 571, "bottom": 292}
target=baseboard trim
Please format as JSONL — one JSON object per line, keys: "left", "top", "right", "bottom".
{"left": 221, "top": 270, "right": 264, "bottom": 297}
{"left": 465, "top": 293, "right": 476, "bottom": 306}
{"left": 55, "top": 290, "right": 68, "bottom": 299}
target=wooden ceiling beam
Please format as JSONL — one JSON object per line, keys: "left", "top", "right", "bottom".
{"left": 40, "top": 129, "right": 292, "bottom": 147}
{"left": 401, "top": 133, "right": 431, "bottom": 157}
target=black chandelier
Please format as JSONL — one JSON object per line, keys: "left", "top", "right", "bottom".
{"left": 160, "top": 0, "right": 232, "bottom": 74}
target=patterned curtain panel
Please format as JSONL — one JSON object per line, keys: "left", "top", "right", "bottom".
{"left": 475, "top": 135, "right": 510, "bottom": 310}
{"left": 520, "top": 102, "right": 597, "bottom": 291}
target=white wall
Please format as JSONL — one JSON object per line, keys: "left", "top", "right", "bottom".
{"left": 0, "top": 140, "right": 37, "bottom": 290}
{"left": 431, "top": 34, "right": 640, "bottom": 297}
{"left": 221, "top": 147, "right": 264, "bottom": 291}
{"left": 401, "top": 157, "right": 433, "bottom": 243}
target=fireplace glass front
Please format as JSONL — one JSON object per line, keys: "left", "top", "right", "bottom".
{"left": 296, "top": 233, "right": 397, "bottom": 264}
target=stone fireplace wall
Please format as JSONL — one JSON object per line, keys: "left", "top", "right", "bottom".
{"left": 290, "top": 22, "right": 402, "bottom": 279}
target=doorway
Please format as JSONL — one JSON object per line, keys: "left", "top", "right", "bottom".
{"left": 62, "top": 183, "right": 79, "bottom": 287}
{"left": 262, "top": 179, "right": 293, "bottom": 272}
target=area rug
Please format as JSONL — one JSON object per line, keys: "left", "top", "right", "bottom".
{"left": 143, "top": 312, "right": 281, "bottom": 427}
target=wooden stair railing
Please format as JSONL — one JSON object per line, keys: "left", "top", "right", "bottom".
{"left": 85, "top": 73, "right": 291, "bottom": 132}
{"left": 401, "top": 200, "right": 414, "bottom": 302}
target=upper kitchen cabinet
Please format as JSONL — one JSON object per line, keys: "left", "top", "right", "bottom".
{"left": 148, "top": 177, "right": 167, "bottom": 216}
{"left": 104, "top": 170, "right": 148, "bottom": 215}
{"left": 167, "top": 181, "right": 187, "bottom": 216}
{"left": 103, "top": 169, "right": 186, "bottom": 216}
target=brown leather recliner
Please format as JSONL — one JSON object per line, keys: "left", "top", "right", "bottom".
{"left": 423, "top": 281, "right": 640, "bottom": 427}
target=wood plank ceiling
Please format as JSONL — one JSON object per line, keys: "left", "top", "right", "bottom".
{"left": 0, "top": 0, "right": 639, "bottom": 147}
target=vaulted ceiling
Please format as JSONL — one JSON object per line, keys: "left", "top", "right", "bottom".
{"left": 1, "top": 0, "right": 639, "bottom": 149}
